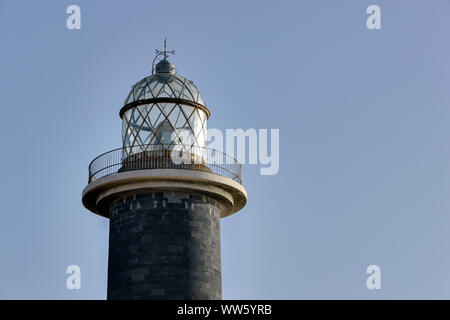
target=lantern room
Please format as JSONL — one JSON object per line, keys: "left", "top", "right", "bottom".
{"left": 119, "top": 58, "right": 209, "bottom": 158}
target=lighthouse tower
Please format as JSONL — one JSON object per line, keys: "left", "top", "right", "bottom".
{"left": 82, "top": 43, "right": 247, "bottom": 300}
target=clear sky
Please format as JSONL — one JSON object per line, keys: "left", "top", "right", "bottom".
{"left": 1, "top": 0, "right": 450, "bottom": 299}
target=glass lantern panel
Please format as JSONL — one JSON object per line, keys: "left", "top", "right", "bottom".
{"left": 158, "top": 102, "right": 172, "bottom": 116}
{"left": 151, "top": 80, "right": 164, "bottom": 97}
{"left": 167, "top": 107, "right": 182, "bottom": 129}
{"left": 122, "top": 103, "right": 208, "bottom": 156}
{"left": 148, "top": 104, "right": 164, "bottom": 128}
{"left": 201, "top": 118, "right": 207, "bottom": 147}
{"left": 197, "top": 93, "right": 205, "bottom": 106}
{"left": 181, "top": 105, "right": 194, "bottom": 119}
{"left": 183, "top": 83, "right": 196, "bottom": 101}
{"left": 171, "top": 79, "right": 184, "bottom": 98}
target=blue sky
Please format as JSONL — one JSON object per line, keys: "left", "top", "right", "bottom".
{"left": 1, "top": 0, "right": 450, "bottom": 299}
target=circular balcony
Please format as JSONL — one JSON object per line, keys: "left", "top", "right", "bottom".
{"left": 88, "top": 144, "right": 242, "bottom": 184}
{"left": 82, "top": 144, "right": 246, "bottom": 219}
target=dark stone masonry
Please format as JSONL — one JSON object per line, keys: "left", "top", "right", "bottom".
{"left": 107, "top": 191, "right": 222, "bottom": 300}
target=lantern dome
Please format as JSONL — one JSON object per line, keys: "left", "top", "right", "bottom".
{"left": 123, "top": 59, "right": 206, "bottom": 107}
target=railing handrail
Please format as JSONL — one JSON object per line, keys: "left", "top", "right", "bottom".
{"left": 88, "top": 144, "right": 242, "bottom": 184}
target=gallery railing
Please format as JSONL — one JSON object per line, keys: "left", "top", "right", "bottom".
{"left": 88, "top": 144, "right": 242, "bottom": 184}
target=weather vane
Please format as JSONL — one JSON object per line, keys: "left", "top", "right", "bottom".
{"left": 156, "top": 37, "right": 175, "bottom": 60}
{"left": 152, "top": 37, "right": 175, "bottom": 74}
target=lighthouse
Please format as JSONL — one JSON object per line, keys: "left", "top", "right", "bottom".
{"left": 81, "top": 42, "right": 247, "bottom": 300}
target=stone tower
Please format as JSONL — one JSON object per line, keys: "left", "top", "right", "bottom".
{"left": 82, "top": 46, "right": 247, "bottom": 300}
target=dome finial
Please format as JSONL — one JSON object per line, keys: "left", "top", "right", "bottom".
{"left": 152, "top": 37, "right": 175, "bottom": 74}
{"left": 164, "top": 37, "right": 167, "bottom": 59}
